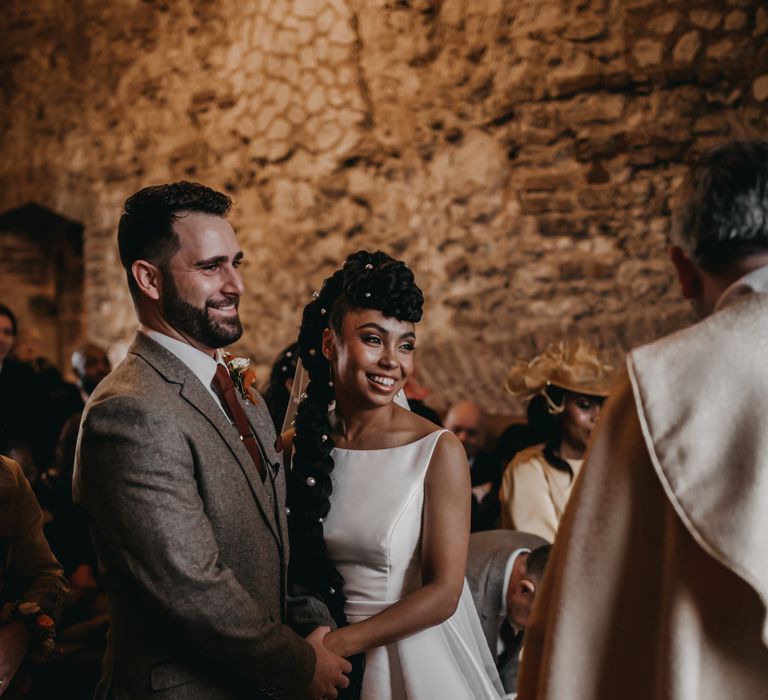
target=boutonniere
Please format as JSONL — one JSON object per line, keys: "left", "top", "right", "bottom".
{"left": 222, "top": 352, "right": 259, "bottom": 404}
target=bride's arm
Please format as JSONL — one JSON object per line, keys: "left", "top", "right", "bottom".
{"left": 323, "top": 431, "right": 471, "bottom": 657}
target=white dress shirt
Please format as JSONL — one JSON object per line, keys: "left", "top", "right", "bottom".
{"left": 715, "top": 263, "right": 768, "bottom": 311}
{"left": 139, "top": 326, "right": 230, "bottom": 421}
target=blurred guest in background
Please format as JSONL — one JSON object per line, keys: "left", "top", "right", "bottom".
{"left": 444, "top": 400, "right": 503, "bottom": 531}
{"left": 0, "top": 306, "right": 38, "bottom": 466}
{"left": 0, "top": 454, "right": 68, "bottom": 698}
{"left": 403, "top": 374, "right": 441, "bottom": 425}
{"left": 466, "top": 531, "right": 550, "bottom": 696}
{"left": 499, "top": 341, "right": 612, "bottom": 541}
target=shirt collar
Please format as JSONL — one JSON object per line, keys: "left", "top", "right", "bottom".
{"left": 715, "top": 264, "right": 768, "bottom": 312}
{"left": 140, "top": 326, "right": 224, "bottom": 388}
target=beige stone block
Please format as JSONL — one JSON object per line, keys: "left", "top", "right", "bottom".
{"left": 317, "top": 66, "right": 336, "bottom": 85}
{"left": 273, "top": 29, "right": 298, "bottom": 56}
{"left": 633, "top": 38, "right": 663, "bottom": 67}
{"left": 689, "top": 9, "right": 721, "bottom": 30}
{"left": 298, "top": 19, "right": 315, "bottom": 44}
{"left": 328, "top": 17, "right": 356, "bottom": 45}
{"left": 306, "top": 84, "right": 326, "bottom": 112}
{"left": 286, "top": 103, "right": 306, "bottom": 125}
{"left": 268, "top": 0, "right": 289, "bottom": 24}
{"left": 328, "top": 87, "right": 345, "bottom": 107}
{"left": 315, "top": 121, "right": 342, "bottom": 150}
{"left": 266, "top": 117, "right": 293, "bottom": 142}
{"left": 267, "top": 139, "right": 292, "bottom": 161}
{"left": 255, "top": 103, "right": 278, "bottom": 132}
{"left": 244, "top": 47, "right": 263, "bottom": 74}
{"left": 672, "top": 30, "right": 701, "bottom": 64}
{"left": 757, "top": 7, "right": 768, "bottom": 35}
{"left": 753, "top": 75, "right": 768, "bottom": 102}
{"left": 563, "top": 18, "right": 605, "bottom": 42}
{"left": 337, "top": 65, "right": 355, "bottom": 86}
{"left": 648, "top": 11, "right": 680, "bottom": 34}
{"left": 273, "top": 81, "right": 293, "bottom": 111}
{"left": 724, "top": 10, "right": 746, "bottom": 31}
{"left": 707, "top": 38, "right": 733, "bottom": 60}
{"left": 317, "top": 6, "right": 337, "bottom": 34}
{"left": 293, "top": 0, "right": 323, "bottom": 19}
{"left": 298, "top": 45, "right": 316, "bottom": 68}
{"left": 567, "top": 93, "right": 625, "bottom": 124}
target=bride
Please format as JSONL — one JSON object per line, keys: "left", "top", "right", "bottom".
{"left": 284, "top": 251, "right": 504, "bottom": 699}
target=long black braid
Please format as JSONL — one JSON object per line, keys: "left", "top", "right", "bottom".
{"left": 287, "top": 250, "right": 423, "bottom": 633}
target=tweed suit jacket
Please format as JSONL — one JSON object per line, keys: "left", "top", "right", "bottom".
{"left": 466, "top": 530, "right": 547, "bottom": 694}
{"left": 73, "top": 333, "right": 315, "bottom": 700}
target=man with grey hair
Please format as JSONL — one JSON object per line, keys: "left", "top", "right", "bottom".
{"left": 518, "top": 140, "right": 768, "bottom": 699}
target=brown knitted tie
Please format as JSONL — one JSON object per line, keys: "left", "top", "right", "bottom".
{"left": 212, "top": 364, "right": 264, "bottom": 480}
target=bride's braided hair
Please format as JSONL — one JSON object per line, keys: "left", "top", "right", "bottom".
{"left": 287, "top": 250, "right": 423, "bottom": 625}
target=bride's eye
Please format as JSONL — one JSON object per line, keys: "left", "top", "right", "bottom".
{"left": 362, "top": 335, "right": 382, "bottom": 345}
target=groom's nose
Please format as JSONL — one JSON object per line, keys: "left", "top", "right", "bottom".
{"left": 221, "top": 263, "right": 245, "bottom": 296}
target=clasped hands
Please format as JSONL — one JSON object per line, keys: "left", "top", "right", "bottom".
{"left": 305, "top": 626, "right": 351, "bottom": 700}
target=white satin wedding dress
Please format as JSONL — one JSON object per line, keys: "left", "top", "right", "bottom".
{"left": 324, "top": 429, "right": 505, "bottom": 699}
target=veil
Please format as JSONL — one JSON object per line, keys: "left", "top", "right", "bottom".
{"left": 281, "top": 358, "right": 411, "bottom": 436}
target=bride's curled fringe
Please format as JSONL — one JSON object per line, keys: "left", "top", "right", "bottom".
{"left": 287, "top": 250, "right": 424, "bottom": 627}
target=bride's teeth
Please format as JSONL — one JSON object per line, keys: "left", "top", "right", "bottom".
{"left": 370, "top": 375, "right": 395, "bottom": 386}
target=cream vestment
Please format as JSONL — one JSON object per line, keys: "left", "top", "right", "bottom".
{"left": 517, "top": 286, "right": 768, "bottom": 699}
{"left": 499, "top": 445, "right": 581, "bottom": 542}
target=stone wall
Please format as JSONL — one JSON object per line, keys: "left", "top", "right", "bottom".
{"left": 1, "top": 0, "right": 766, "bottom": 412}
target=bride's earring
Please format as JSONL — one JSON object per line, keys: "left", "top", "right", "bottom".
{"left": 328, "top": 366, "right": 334, "bottom": 389}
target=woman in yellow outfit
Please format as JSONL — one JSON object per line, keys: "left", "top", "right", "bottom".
{"left": 499, "top": 341, "right": 613, "bottom": 542}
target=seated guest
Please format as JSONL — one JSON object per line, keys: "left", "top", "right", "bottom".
{"left": 444, "top": 400, "right": 504, "bottom": 531}
{"left": 0, "top": 306, "right": 38, "bottom": 456}
{"left": 0, "top": 455, "right": 68, "bottom": 697}
{"left": 466, "top": 530, "right": 551, "bottom": 695}
{"left": 499, "top": 341, "right": 612, "bottom": 541}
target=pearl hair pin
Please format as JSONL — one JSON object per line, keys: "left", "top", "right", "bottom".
{"left": 306, "top": 476, "right": 316, "bottom": 487}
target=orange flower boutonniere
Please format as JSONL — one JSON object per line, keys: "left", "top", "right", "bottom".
{"left": 223, "top": 352, "right": 259, "bottom": 404}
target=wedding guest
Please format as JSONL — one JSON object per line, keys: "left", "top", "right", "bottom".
{"left": 499, "top": 341, "right": 612, "bottom": 542}
{"left": 0, "top": 306, "right": 37, "bottom": 456}
{"left": 519, "top": 140, "right": 768, "bottom": 699}
{"left": 466, "top": 531, "right": 550, "bottom": 695}
{"left": 403, "top": 375, "right": 441, "bottom": 425}
{"left": 0, "top": 455, "right": 68, "bottom": 697}
{"left": 444, "top": 400, "right": 504, "bottom": 531}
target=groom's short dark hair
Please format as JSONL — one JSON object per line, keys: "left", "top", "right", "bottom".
{"left": 117, "top": 181, "right": 232, "bottom": 301}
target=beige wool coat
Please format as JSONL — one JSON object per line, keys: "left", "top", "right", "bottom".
{"left": 518, "top": 291, "right": 768, "bottom": 700}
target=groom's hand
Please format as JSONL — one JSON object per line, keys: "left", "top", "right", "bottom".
{"left": 305, "top": 626, "right": 351, "bottom": 700}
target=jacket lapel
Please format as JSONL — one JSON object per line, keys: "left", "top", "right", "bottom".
{"left": 130, "top": 334, "right": 280, "bottom": 543}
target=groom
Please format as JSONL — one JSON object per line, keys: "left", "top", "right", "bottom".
{"left": 74, "top": 182, "right": 350, "bottom": 699}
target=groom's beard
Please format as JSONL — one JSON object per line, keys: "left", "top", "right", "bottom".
{"left": 161, "top": 270, "right": 243, "bottom": 349}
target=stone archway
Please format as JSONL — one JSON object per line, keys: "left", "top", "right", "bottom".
{"left": 0, "top": 203, "right": 84, "bottom": 379}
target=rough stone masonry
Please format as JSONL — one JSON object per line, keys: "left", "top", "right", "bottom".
{"left": 1, "top": 0, "right": 766, "bottom": 412}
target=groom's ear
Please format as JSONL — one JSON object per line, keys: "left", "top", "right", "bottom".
{"left": 321, "top": 327, "right": 335, "bottom": 361}
{"left": 132, "top": 260, "right": 163, "bottom": 301}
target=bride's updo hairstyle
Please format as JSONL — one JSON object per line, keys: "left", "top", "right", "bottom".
{"left": 288, "top": 250, "right": 423, "bottom": 624}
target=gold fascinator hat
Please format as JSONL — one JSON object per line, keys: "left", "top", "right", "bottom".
{"left": 505, "top": 340, "right": 613, "bottom": 413}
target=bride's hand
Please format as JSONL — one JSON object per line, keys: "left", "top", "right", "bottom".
{"left": 323, "top": 628, "right": 351, "bottom": 658}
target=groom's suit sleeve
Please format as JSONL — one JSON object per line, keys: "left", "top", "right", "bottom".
{"left": 75, "top": 392, "right": 315, "bottom": 698}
